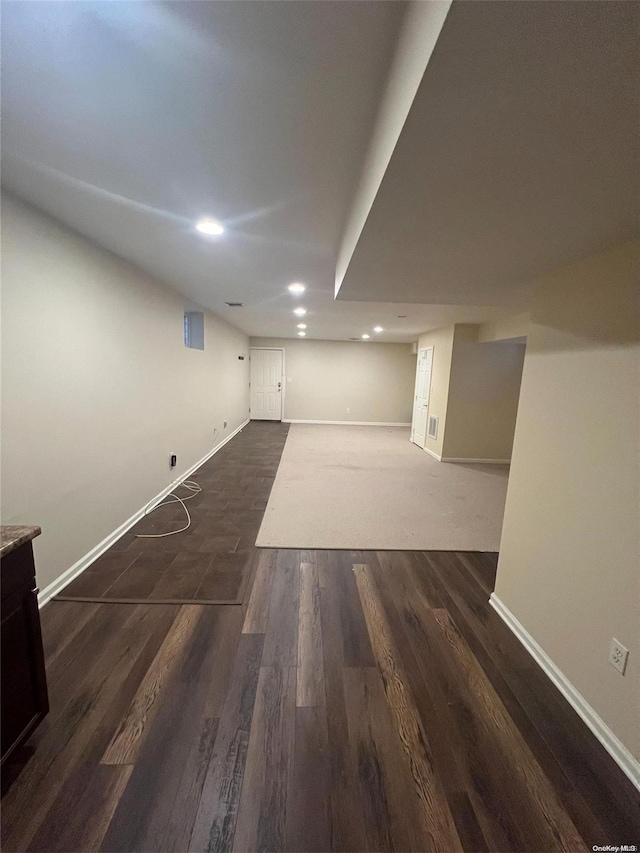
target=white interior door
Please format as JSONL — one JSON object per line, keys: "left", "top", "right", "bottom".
{"left": 250, "top": 349, "right": 283, "bottom": 420}
{"left": 411, "top": 346, "right": 433, "bottom": 447}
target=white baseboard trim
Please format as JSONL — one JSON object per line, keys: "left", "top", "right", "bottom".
{"left": 421, "top": 446, "right": 442, "bottom": 461}
{"left": 417, "top": 445, "right": 510, "bottom": 464}
{"left": 283, "top": 419, "right": 411, "bottom": 427}
{"left": 38, "top": 418, "right": 250, "bottom": 607}
{"left": 441, "top": 457, "right": 511, "bottom": 464}
{"left": 489, "top": 593, "right": 640, "bottom": 791}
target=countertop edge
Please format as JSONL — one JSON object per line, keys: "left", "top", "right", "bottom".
{"left": 0, "top": 526, "right": 42, "bottom": 559}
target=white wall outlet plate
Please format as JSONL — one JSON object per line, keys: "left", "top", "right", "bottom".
{"left": 609, "top": 638, "right": 629, "bottom": 675}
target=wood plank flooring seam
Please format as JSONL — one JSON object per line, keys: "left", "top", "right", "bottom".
{"left": 352, "top": 562, "right": 463, "bottom": 853}
{"left": 55, "top": 422, "right": 290, "bottom": 606}
{"left": 8, "top": 536, "right": 640, "bottom": 852}
{"left": 101, "top": 605, "right": 203, "bottom": 766}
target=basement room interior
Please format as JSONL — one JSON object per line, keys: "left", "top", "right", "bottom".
{"left": 1, "top": 1, "right": 639, "bottom": 851}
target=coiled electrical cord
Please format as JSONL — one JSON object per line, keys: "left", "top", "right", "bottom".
{"left": 135, "top": 478, "right": 203, "bottom": 538}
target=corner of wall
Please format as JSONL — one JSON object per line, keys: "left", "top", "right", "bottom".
{"left": 417, "top": 324, "right": 456, "bottom": 458}
{"left": 494, "top": 239, "right": 640, "bottom": 767}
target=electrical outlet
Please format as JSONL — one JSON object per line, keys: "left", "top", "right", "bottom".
{"left": 346, "top": 407, "right": 351, "bottom": 413}
{"left": 609, "top": 638, "right": 629, "bottom": 675}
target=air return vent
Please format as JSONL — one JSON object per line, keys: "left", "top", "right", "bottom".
{"left": 225, "top": 302, "right": 243, "bottom": 307}
{"left": 428, "top": 415, "right": 439, "bottom": 440}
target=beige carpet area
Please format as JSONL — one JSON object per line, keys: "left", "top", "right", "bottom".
{"left": 256, "top": 424, "right": 510, "bottom": 551}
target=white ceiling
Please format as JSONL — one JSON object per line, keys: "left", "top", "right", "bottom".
{"left": 1, "top": 0, "right": 436, "bottom": 342}
{"left": 338, "top": 0, "right": 640, "bottom": 307}
{"left": 246, "top": 301, "right": 509, "bottom": 344}
{"left": 3, "top": 1, "right": 636, "bottom": 341}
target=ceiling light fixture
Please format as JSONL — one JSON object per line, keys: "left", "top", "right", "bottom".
{"left": 297, "top": 323, "right": 307, "bottom": 329}
{"left": 373, "top": 326, "right": 383, "bottom": 333}
{"left": 294, "top": 307, "right": 307, "bottom": 316}
{"left": 288, "top": 282, "right": 306, "bottom": 293}
{"left": 196, "top": 218, "right": 225, "bottom": 236}
{"left": 362, "top": 334, "right": 370, "bottom": 340}
{"left": 298, "top": 331, "right": 306, "bottom": 337}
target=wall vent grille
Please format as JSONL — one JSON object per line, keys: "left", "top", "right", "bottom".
{"left": 428, "top": 415, "right": 439, "bottom": 440}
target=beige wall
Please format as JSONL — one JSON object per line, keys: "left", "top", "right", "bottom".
{"left": 415, "top": 325, "right": 455, "bottom": 456}
{"left": 442, "top": 325, "right": 525, "bottom": 460}
{"left": 477, "top": 312, "right": 530, "bottom": 343}
{"left": 1, "top": 193, "right": 250, "bottom": 592}
{"left": 249, "top": 338, "right": 415, "bottom": 424}
{"left": 495, "top": 240, "right": 640, "bottom": 760}
{"left": 335, "top": 0, "right": 451, "bottom": 293}
{"left": 415, "top": 323, "right": 524, "bottom": 461}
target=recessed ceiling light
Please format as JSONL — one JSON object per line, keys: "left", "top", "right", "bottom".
{"left": 294, "top": 307, "right": 307, "bottom": 316}
{"left": 288, "top": 282, "right": 306, "bottom": 293}
{"left": 373, "top": 326, "right": 383, "bottom": 333}
{"left": 196, "top": 218, "right": 224, "bottom": 236}
{"left": 298, "top": 331, "right": 306, "bottom": 337}
{"left": 362, "top": 334, "right": 370, "bottom": 340}
{"left": 297, "top": 323, "right": 307, "bottom": 329}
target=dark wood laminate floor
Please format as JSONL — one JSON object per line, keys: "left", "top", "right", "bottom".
{"left": 5, "top": 423, "right": 639, "bottom": 851}
{"left": 55, "top": 422, "right": 289, "bottom": 604}
{"left": 3, "top": 549, "right": 639, "bottom": 852}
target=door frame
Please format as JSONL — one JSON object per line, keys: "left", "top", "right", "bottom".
{"left": 411, "top": 345, "right": 433, "bottom": 448}
{"left": 249, "top": 347, "right": 286, "bottom": 421}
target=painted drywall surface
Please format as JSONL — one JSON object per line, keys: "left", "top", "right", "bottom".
{"left": 1, "top": 193, "right": 250, "bottom": 591}
{"left": 477, "top": 312, "right": 530, "bottom": 343}
{"left": 249, "top": 338, "right": 415, "bottom": 423}
{"left": 415, "top": 325, "right": 455, "bottom": 456}
{"left": 442, "top": 326, "right": 525, "bottom": 460}
{"left": 335, "top": 0, "right": 452, "bottom": 295}
{"left": 495, "top": 240, "right": 640, "bottom": 759}
{"left": 414, "top": 323, "right": 524, "bottom": 460}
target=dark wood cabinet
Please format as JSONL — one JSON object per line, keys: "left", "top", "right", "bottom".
{"left": 1, "top": 533, "right": 49, "bottom": 768}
